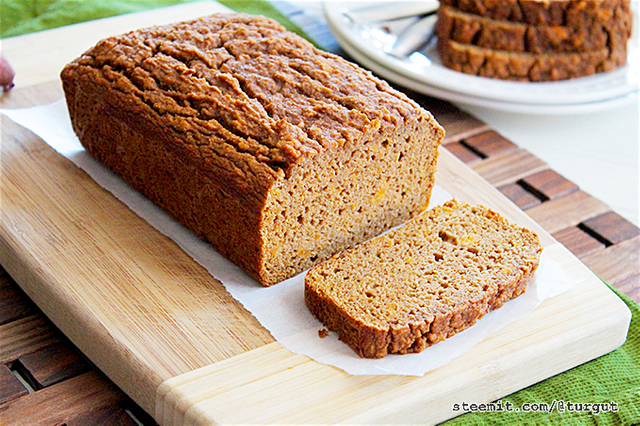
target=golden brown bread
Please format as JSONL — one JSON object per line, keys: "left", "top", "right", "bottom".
{"left": 60, "top": 13, "right": 445, "bottom": 286}
{"left": 437, "top": 37, "right": 622, "bottom": 81}
{"left": 436, "top": 4, "right": 630, "bottom": 54}
{"left": 435, "top": 0, "right": 631, "bottom": 81}
{"left": 438, "top": 0, "right": 631, "bottom": 27}
{"left": 305, "top": 199, "right": 543, "bottom": 358}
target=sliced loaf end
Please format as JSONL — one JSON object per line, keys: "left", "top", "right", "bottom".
{"left": 305, "top": 199, "right": 543, "bottom": 358}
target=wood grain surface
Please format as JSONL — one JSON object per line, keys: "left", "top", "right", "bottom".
{"left": 0, "top": 2, "right": 638, "bottom": 425}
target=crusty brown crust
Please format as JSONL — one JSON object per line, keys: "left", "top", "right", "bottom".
{"left": 438, "top": 0, "right": 631, "bottom": 27}
{"left": 437, "top": 37, "right": 625, "bottom": 81}
{"left": 436, "top": 4, "right": 630, "bottom": 54}
{"left": 61, "top": 13, "right": 444, "bottom": 286}
{"left": 305, "top": 267, "right": 534, "bottom": 358}
{"left": 305, "top": 200, "right": 543, "bottom": 358}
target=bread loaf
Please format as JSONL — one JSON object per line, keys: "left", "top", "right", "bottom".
{"left": 305, "top": 199, "right": 542, "bottom": 358}
{"left": 60, "top": 13, "right": 445, "bottom": 286}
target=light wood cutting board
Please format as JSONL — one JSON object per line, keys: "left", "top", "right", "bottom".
{"left": 0, "top": 2, "right": 631, "bottom": 425}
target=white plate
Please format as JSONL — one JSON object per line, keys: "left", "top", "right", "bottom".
{"left": 332, "top": 25, "right": 640, "bottom": 115}
{"left": 324, "top": 0, "right": 640, "bottom": 106}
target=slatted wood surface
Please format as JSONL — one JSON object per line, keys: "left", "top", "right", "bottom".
{"left": 0, "top": 2, "right": 638, "bottom": 425}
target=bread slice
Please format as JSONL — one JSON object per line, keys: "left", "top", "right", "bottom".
{"left": 437, "top": 37, "right": 623, "bottom": 81}
{"left": 60, "top": 14, "right": 445, "bottom": 286}
{"left": 438, "top": 0, "right": 630, "bottom": 27}
{"left": 305, "top": 200, "right": 543, "bottom": 358}
{"left": 436, "top": 5, "right": 625, "bottom": 54}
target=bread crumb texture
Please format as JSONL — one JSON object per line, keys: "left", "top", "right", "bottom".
{"left": 61, "top": 13, "right": 444, "bottom": 286}
{"left": 305, "top": 199, "right": 543, "bottom": 358}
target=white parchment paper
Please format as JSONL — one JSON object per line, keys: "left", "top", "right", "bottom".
{"left": 1, "top": 100, "right": 581, "bottom": 376}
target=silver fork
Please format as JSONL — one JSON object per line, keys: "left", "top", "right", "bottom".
{"left": 341, "top": 1, "right": 439, "bottom": 58}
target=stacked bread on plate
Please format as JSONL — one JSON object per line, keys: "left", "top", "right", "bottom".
{"left": 436, "top": 0, "right": 633, "bottom": 81}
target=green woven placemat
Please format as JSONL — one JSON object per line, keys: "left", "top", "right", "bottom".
{"left": 2, "top": 1, "right": 638, "bottom": 424}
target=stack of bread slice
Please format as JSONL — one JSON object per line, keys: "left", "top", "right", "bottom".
{"left": 436, "top": 0, "right": 633, "bottom": 81}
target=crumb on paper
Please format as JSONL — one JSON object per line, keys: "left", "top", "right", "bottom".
{"left": 318, "top": 328, "right": 329, "bottom": 338}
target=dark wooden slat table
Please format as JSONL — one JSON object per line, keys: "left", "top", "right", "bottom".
{"left": 1, "top": 3, "right": 638, "bottom": 425}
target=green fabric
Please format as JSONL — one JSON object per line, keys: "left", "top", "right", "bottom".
{"left": 1, "top": 1, "right": 638, "bottom": 424}
{"left": 0, "top": 0, "right": 308, "bottom": 41}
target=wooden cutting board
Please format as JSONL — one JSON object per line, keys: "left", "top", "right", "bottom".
{"left": 0, "top": 2, "right": 631, "bottom": 425}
